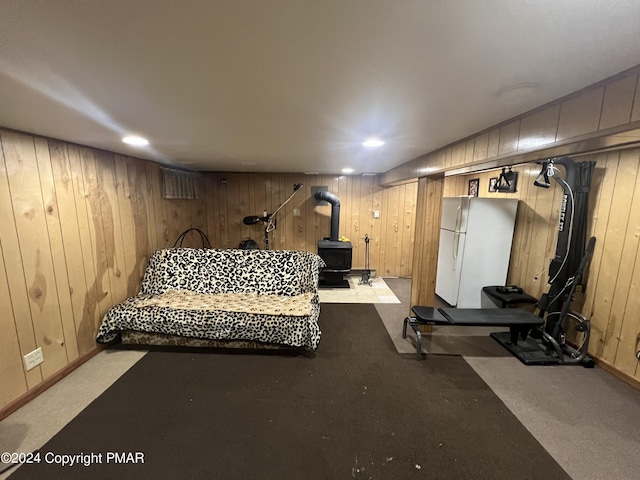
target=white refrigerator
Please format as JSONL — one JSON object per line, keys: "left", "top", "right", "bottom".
{"left": 435, "top": 196, "right": 518, "bottom": 308}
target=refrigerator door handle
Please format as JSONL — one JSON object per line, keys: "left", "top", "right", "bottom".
{"left": 455, "top": 205, "right": 462, "bottom": 233}
{"left": 453, "top": 232, "right": 459, "bottom": 269}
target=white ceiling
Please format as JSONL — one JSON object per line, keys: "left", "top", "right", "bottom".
{"left": 1, "top": 1, "right": 640, "bottom": 174}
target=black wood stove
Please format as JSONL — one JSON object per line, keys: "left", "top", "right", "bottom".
{"left": 314, "top": 191, "right": 352, "bottom": 288}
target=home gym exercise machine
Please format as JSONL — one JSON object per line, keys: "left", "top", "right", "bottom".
{"left": 404, "top": 156, "right": 597, "bottom": 366}
{"left": 492, "top": 156, "right": 597, "bottom": 366}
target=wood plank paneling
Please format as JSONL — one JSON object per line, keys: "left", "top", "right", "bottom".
{"left": 350, "top": 175, "right": 362, "bottom": 264}
{"left": 0, "top": 128, "right": 209, "bottom": 411}
{"left": 473, "top": 132, "right": 489, "bottom": 162}
{"left": 443, "top": 148, "right": 453, "bottom": 170}
{"left": 3, "top": 131, "right": 69, "bottom": 378}
{"left": 487, "top": 128, "right": 501, "bottom": 158}
{"left": 66, "top": 144, "right": 102, "bottom": 350}
{"left": 384, "top": 183, "right": 400, "bottom": 276}
{"left": 94, "top": 151, "right": 129, "bottom": 305}
{"left": 451, "top": 143, "right": 466, "bottom": 167}
{"left": 215, "top": 175, "right": 231, "bottom": 248}
{"left": 464, "top": 139, "right": 475, "bottom": 164}
{"left": 599, "top": 150, "right": 639, "bottom": 365}
{"left": 203, "top": 173, "right": 417, "bottom": 275}
{"left": 0, "top": 132, "right": 43, "bottom": 392}
{"left": 124, "top": 156, "right": 152, "bottom": 295}
{"left": 410, "top": 177, "right": 444, "bottom": 308}
{"left": 0, "top": 239, "right": 28, "bottom": 407}
{"left": 609, "top": 150, "right": 640, "bottom": 376}
{"left": 79, "top": 147, "right": 114, "bottom": 324}
{"left": 517, "top": 106, "right": 560, "bottom": 151}
{"left": 0, "top": 181, "right": 29, "bottom": 410}
{"left": 358, "top": 176, "right": 372, "bottom": 269}
{"left": 556, "top": 87, "right": 605, "bottom": 141}
{"left": 48, "top": 142, "right": 94, "bottom": 354}
{"left": 114, "top": 155, "right": 139, "bottom": 296}
{"left": 435, "top": 150, "right": 446, "bottom": 170}
{"left": 401, "top": 181, "right": 417, "bottom": 278}
{"left": 143, "top": 162, "right": 161, "bottom": 251}
{"left": 599, "top": 74, "right": 638, "bottom": 130}
{"left": 498, "top": 121, "right": 520, "bottom": 155}
{"left": 522, "top": 169, "right": 555, "bottom": 300}
{"left": 292, "top": 175, "right": 307, "bottom": 251}
{"left": 33, "top": 138, "right": 79, "bottom": 361}
{"left": 370, "top": 179, "right": 383, "bottom": 272}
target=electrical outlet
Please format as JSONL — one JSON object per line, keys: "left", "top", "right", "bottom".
{"left": 373, "top": 211, "right": 380, "bottom": 219}
{"left": 24, "top": 347, "right": 44, "bottom": 371}
{"left": 293, "top": 208, "right": 301, "bottom": 217}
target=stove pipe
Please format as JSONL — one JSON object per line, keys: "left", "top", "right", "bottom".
{"left": 315, "top": 191, "right": 341, "bottom": 241}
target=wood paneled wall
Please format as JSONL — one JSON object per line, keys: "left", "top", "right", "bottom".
{"left": 410, "top": 176, "right": 443, "bottom": 310}
{"left": 0, "top": 129, "right": 208, "bottom": 411}
{"left": 443, "top": 149, "right": 640, "bottom": 382}
{"left": 203, "top": 173, "right": 417, "bottom": 276}
{"left": 0, "top": 129, "right": 418, "bottom": 412}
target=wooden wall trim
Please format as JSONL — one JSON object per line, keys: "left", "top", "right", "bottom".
{"left": 594, "top": 357, "right": 640, "bottom": 392}
{"left": 0, "top": 346, "right": 103, "bottom": 422}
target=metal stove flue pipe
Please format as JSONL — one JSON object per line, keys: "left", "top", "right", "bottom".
{"left": 314, "top": 191, "right": 341, "bottom": 241}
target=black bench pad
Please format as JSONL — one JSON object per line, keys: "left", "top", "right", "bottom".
{"left": 411, "top": 306, "right": 450, "bottom": 324}
{"left": 438, "top": 308, "right": 543, "bottom": 326}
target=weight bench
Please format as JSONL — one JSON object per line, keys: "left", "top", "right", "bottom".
{"left": 402, "top": 306, "right": 544, "bottom": 360}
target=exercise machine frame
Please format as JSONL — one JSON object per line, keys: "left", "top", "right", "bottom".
{"left": 405, "top": 156, "right": 597, "bottom": 366}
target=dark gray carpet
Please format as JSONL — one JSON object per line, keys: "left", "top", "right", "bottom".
{"left": 10, "top": 303, "right": 570, "bottom": 479}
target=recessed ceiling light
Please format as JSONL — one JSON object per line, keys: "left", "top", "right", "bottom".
{"left": 362, "top": 137, "right": 384, "bottom": 147}
{"left": 122, "top": 135, "right": 149, "bottom": 146}
{"left": 342, "top": 168, "right": 354, "bottom": 174}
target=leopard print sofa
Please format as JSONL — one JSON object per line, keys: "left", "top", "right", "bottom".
{"left": 96, "top": 248, "right": 325, "bottom": 350}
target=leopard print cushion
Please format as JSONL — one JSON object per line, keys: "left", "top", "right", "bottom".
{"left": 140, "top": 248, "right": 324, "bottom": 296}
{"left": 134, "top": 290, "right": 315, "bottom": 316}
{"left": 97, "top": 248, "right": 325, "bottom": 350}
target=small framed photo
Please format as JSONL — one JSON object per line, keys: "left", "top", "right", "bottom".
{"left": 468, "top": 178, "right": 479, "bottom": 197}
{"left": 489, "top": 177, "right": 498, "bottom": 193}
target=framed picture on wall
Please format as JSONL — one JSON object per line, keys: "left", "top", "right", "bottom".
{"left": 489, "top": 177, "right": 498, "bottom": 192}
{"left": 468, "top": 178, "right": 479, "bottom": 197}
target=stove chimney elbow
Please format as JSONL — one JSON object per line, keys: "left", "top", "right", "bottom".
{"left": 314, "top": 191, "right": 341, "bottom": 241}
